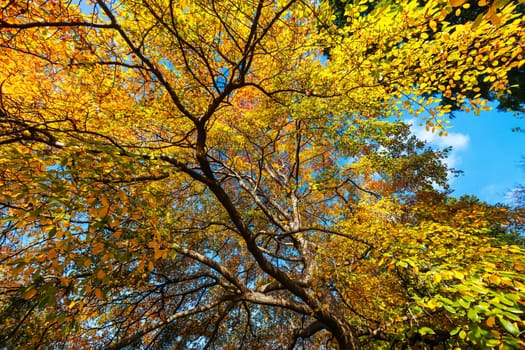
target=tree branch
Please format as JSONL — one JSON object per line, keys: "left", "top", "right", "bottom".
{"left": 0, "top": 20, "right": 114, "bottom": 29}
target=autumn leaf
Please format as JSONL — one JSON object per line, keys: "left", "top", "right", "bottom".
{"left": 486, "top": 316, "right": 496, "bottom": 327}
{"left": 0, "top": 0, "right": 523, "bottom": 349}
{"left": 96, "top": 269, "right": 106, "bottom": 280}
{"left": 448, "top": 0, "right": 467, "bottom": 7}
{"left": 94, "top": 288, "right": 104, "bottom": 300}
{"left": 92, "top": 242, "right": 105, "bottom": 255}
{"left": 23, "top": 288, "right": 37, "bottom": 300}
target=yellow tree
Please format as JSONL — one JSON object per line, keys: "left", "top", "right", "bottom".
{"left": 0, "top": 0, "right": 524, "bottom": 348}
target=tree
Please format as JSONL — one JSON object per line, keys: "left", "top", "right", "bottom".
{"left": 327, "top": 0, "right": 525, "bottom": 114}
{"left": 0, "top": 0, "right": 524, "bottom": 349}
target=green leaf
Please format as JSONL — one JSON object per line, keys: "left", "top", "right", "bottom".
{"left": 499, "top": 310, "right": 522, "bottom": 322}
{"left": 459, "top": 298, "right": 471, "bottom": 309}
{"left": 396, "top": 260, "right": 408, "bottom": 268}
{"left": 498, "top": 317, "right": 519, "bottom": 336}
{"left": 485, "top": 339, "right": 501, "bottom": 347}
{"left": 418, "top": 327, "right": 435, "bottom": 335}
{"left": 47, "top": 227, "right": 57, "bottom": 238}
{"left": 450, "top": 326, "right": 461, "bottom": 336}
{"left": 444, "top": 304, "right": 456, "bottom": 313}
{"left": 468, "top": 308, "right": 480, "bottom": 323}
{"left": 499, "top": 294, "right": 516, "bottom": 307}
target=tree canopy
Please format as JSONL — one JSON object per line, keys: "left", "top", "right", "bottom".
{"left": 328, "top": 0, "right": 525, "bottom": 114}
{"left": 0, "top": 0, "right": 524, "bottom": 349}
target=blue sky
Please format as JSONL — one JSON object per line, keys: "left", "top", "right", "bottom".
{"left": 409, "top": 106, "right": 524, "bottom": 205}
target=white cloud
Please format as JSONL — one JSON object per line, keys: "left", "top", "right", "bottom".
{"left": 406, "top": 119, "right": 470, "bottom": 170}
{"left": 408, "top": 119, "right": 469, "bottom": 149}
{"left": 436, "top": 132, "right": 469, "bottom": 150}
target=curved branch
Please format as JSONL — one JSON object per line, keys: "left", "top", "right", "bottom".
{"left": 105, "top": 299, "right": 228, "bottom": 350}
{"left": 94, "top": 0, "right": 195, "bottom": 121}
{"left": 288, "top": 321, "right": 326, "bottom": 350}
{"left": 171, "top": 244, "right": 245, "bottom": 293}
{"left": 242, "top": 291, "right": 311, "bottom": 315}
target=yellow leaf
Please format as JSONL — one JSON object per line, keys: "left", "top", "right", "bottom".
{"left": 508, "top": 245, "right": 522, "bottom": 253}
{"left": 486, "top": 316, "right": 496, "bottom": 328}
{"left": 453, "top": 271, "right": 465, "bottom": 280}
{"left": 513, "top": 280, "right": 525, "bottom": 292}
{"left": 426, "top": 299, "right": 438, "bottom": 310}
{"left": 488, "top": 274, "right": 501, "bottom": 285}
{"left": 429, "top": 20, "right": 438, "bottom": 32}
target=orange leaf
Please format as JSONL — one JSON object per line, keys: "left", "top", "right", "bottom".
{"left": 96, "top": 269, "right": 106, "bottom": 280}
{"left": 23, "top": 288, "right": 37, "bottom": 300}
{"left": 47, "top": 248, "right": 57, "bottom": 259}
{"left": 100, "top": 195, "right": 110, "bottom": 215}
{"left": 94, "top": 288, "right": 104, "bottom": 299}
{"left": 92, "top": 242, "right": 105, "bottom": 255}
{"left": 117, "top": 190, "right": 127, "bottom": 203}
{"left": 83, "top": 258, "right": 92, "bottom": 268}
{"left": 114, "top": 229, "right": 122, "bottom": 239}
{"left": 449, "top": 0, "right": 467, "bottom": 6}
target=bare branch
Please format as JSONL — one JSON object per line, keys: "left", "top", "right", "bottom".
{"left": 0, "top": 20, "right": 114, "bottom": 29}
{"left": 105, "top": 299, "right": 228, "bottom": 350}
{"left": 94, "top": 0, "right": 195, "bottom": 121}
